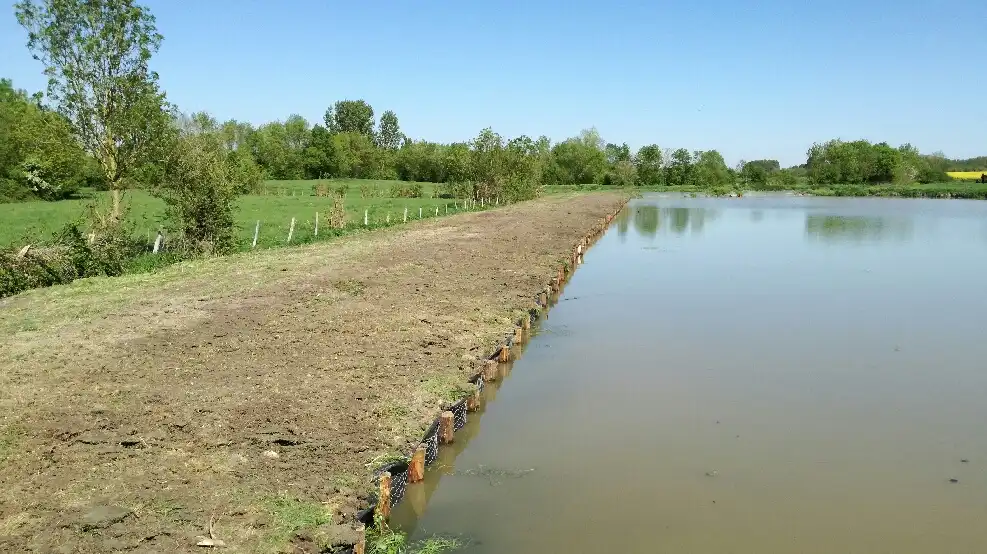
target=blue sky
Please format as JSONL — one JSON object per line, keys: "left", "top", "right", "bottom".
{"left": 2, "top": 0, "right": 984, "bottom": 167}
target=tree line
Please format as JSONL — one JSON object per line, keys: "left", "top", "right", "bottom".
{"left": 2, "top": 1, "right": 980, "bottom": 243}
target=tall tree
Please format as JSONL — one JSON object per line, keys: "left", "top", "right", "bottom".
{"left": 633, "top": 144, "right": 664, "bottom": 186}
{"left": 605, "top": 142, "right": 631, "bottom": 165}
{"left": 665, "top": 148, "right": 693, "bottom": 187}
{"left": 16, "top": 0, "right": 172, "bottom": 220}
{"left": 325, "top": 99, "right": 375, "bottom": 138}
{"left": 1, "top": 78, "right": 95, "bottom": 201}
{"left": 376, "top": 110, "right": 403, "bottom": 150}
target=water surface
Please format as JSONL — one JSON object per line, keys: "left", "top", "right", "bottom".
{"left": 392, "top": 194, "right": 987, "bottom": 553}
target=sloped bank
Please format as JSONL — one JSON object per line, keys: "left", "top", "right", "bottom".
{"left": 344, "top": 200, "right": 627, "bottom": 553}
{"left": 0, "top": 193, "right": 627, "bottom": 554}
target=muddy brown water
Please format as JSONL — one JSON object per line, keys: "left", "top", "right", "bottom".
{"left": 391, "top": 194, "right": 987, "bottom": 553}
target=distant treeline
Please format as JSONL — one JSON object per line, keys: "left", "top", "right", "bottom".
{"left": 947, "top": 157, "right": 987, "bottom": 171}
{"left": 1, "top": 79, "right": 981, "bottom": 204}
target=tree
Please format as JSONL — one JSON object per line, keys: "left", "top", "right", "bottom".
{"left": 154, "top": 124, "right": 238, "bottom": 253}
{"left": 602, "top": 160, "right": 637, "bottom": 187}
{"left": 692, "top": 150, "right": 732, "bottom": 188}
{"left": 250, "top": 119, "right": 308, "bottom": 179}
{"left": 325, "top": 99, "right": 375, "bottom": 138}
{"left": 666, "top": 148, "right": 693, "bottom": 187}
{"left": 739, "top": 160, "right": 769, "bottom": 187}
{"left": 545, "top": 129, "right": 607, "bottom": 185}
{"left": 634, "top": 144, "right": 664, "bottom": 187}
{"left": 16, "top": 0, "right": 172, "bottom": 220}
{"left": 1, "top": 78, "right": 96, "bottom": 201}
{"left": 605, "top": 142, "right": 631, "bottom": 165}
{"left": 376, "top": 110, "right": 403, "bottom": 150}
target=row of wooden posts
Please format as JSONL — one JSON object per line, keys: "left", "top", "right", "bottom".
{"left": 352, "top": 200, "right": 627, "bottom": 554}
{"left": 141, "top": 198, "right": 503, "bottom": 253}
{"left": 250, "top": 198, "right": 500, "bottom": 249}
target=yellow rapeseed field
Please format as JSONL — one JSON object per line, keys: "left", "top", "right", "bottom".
{"left": 947, "top": 171, "right": 986, "bottom": 179}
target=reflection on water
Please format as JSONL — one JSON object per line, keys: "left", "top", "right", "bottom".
{"left": 805, "top": 214, "right": 914, "bottom": 243}
{"left": 620, "top": 204, "right": 720, "bottom": 239}
{"left": 391, "top": 194, "right": 987, "bottom": 553}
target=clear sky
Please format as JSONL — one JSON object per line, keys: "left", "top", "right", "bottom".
{"left": 2, "top": 0, "right": 985, "bottom": 167}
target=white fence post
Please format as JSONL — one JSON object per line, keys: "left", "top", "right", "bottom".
{"left": 287, "top": 217, "right": 296, "bottom": 243}
{"left": 252, "top": 221, "right": 260, "bottom": 248}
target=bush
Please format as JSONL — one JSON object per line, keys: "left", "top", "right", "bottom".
{"left": 153, "top": 131, "right": 239, "bottom": 254}
{"left": 0, "top": 223, "right": 138, "bottom": 298}
{"left": 389, "top": 182, "right": 423, "bottom": 198}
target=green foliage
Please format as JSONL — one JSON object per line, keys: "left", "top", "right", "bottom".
{"left": 665, "top": 148, "right": 693, "bottom": 187}
{"left": 0, "top": 78, "right": 93, "bottom": 202}
{"left": 368, "top": 515, "right": 462, "bottom": 554}
{"left": 388, "top": 182, "right": 424, "bottom": 198}
{"left": 947, "top": 156, "right": 987, "bottom": 171}
{"left": 633, "top": 144, "right": 664, "bottom": 187}
{"left": 326, "top": 99, "right": 375, "bottom": 138}
{"left": 377, "top": 110, "right": 404, "bottom": 150}
{"left": 691, "top": 150, "right": 732, "bottom": 188}
{"left": 602, "top": 160, "right": 637, "bottom": 187}
{"left": 1, "top": 222, "right": 138, "bottom": 298}
{"left": 806, "top": 139, "right": 951, "bottom": 185}
{"left": 251, "top": 116, "right": 309, "bottom": 180}
{"left": 544, "top": 128, "right": 607, "bottom": 185}
{"left": 15, "top": 0, "right": 172, "bottom": 218}
{"left": 152, "top": 124, "right": 239, "bottom": 254}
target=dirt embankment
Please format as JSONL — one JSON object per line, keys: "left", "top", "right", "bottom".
{"left": 0, "top": 193, "right": 626, "bottom": 553}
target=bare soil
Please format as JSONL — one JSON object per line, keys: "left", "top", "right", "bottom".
{"left": 0, "top": 193, "right": 625, "bottom": 553}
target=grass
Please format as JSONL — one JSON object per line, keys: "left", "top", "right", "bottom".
{"left": 264, "top": 493, "right": 333, "bottom": 549}
{"left": 0, "top": 178, "right": 463, "bottom": 248}
{"left": 368, "top": 516, "right": 463, "bottom": 554}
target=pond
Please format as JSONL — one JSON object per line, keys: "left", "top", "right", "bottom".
{"left": 391, "top": 193, "right": 987, "bottom": 553}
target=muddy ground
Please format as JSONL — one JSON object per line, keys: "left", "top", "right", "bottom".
{"left": 0, "top": 193, "right": 625, "bottom": 553}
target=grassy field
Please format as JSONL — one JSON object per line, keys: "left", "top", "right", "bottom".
{"left": 0, "top": 179, "right": 472, "bottom": 248}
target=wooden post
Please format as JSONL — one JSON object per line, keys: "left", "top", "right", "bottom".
{"left": 314, "top": 212, "right": 319, "bottom": 237}
{"left": 252, "top": 221, "right": 259, "bottom": 248}
{"left": 513, "top": 327, "right": 522, "bottom": 344}
{"left": 522, "top": 316, "right": 531, "bottom": 330}
{"left": 466, "top": 384, "right": 480, "bottom": 412}
{"left": 408, "top": 446, "right": 426, "bottom": 483}
{"left": 439, "top": 411, "right": 455, "bottom": 444}
{"left": 404, "top": 207, "right": 408, "bottom": 222}
{"left": 378, "top": 472, "right": 391, "bottom": 519}
{"left": 499, "top": 345, "right": 510, "bottom": 363}
{"left": 353, "top": 525, "right": 366, "bottom": 554}
{"left": 287, "top": 217, "right": 296, "bottom": 243}
{"left": 364, "top": 210, "right": 369, "bottom": 226}
{"left": 483, "top": 359, "right": 499, "bottom": 382}
{"left": 419, "top": 207, "right": 422, "bottom": 219}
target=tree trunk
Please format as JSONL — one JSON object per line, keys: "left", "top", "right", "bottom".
{"left": 111, "top": 187, "right": 122, "bottom": 221}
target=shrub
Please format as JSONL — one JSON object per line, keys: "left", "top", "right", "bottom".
{"left": 0, "top": 223, "right": 138, "bottom": 298}
{"left": 389, "top": 182, "right": 424, "bottom": 198}
{"left": 153, "top": 131, "right": 239, "bottom": 254}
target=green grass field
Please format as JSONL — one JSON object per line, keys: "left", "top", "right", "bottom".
{"left": 0, "top": 179, "right": 475, "bottom": 248}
